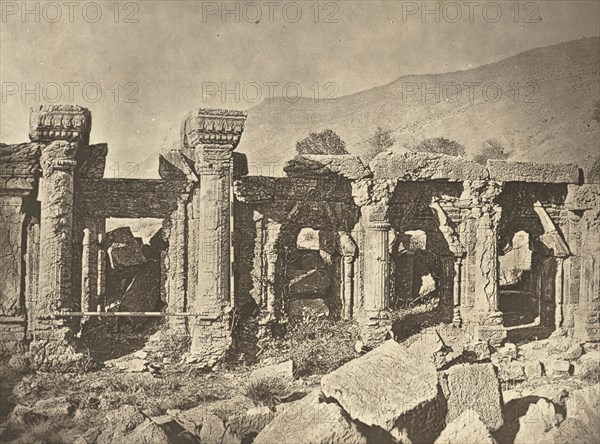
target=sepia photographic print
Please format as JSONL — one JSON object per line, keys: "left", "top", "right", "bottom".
{"left": 1, "top": 1, "right": 599, "bottom": 443}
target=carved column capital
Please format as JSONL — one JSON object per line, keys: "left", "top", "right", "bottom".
{"left": 30, "top": 105, "right": 91, "bottom": 145}
{"left": 181, "top": 108, "right": 247, "bottom": 150}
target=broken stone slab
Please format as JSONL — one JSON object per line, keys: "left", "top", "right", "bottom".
{"left": 321, "top": 339, "right": 441, "bottom": 439}
{"left": 566, "top": 384, "right": 600, "bottom": 433}
{"left": 106, "top": 226, "right": 147, "bottom": 269}
{"left": 289, "top": 298, "right": 330, "bottom": 318}
{"left": 9, "top": 396, "right": 75, "bottom": 425}
{"left": 370, "top": 150, "right": 488, "bottom": 181}
{"left": 404, "top": 325, "right": 490, "bottom": 370}
{"left": 561, "top": 343, "right": 584, "bottom": 361}
{"left": 496, "top": 360, "right": 526, "bottom": 384}
{"left": 439, "top": 363, "right": 504, "bottom": 432}
{"left": 524, "top": 360, "right": 544, "bottom": 379}
{"left": 250, "top": 359, "right": 294, "bottom": 382}
{"left": 168, "top": 395, "right": 257, "bottom": 442}
{"left": 574, "top": 353, "right": 600, "bottom": 380}
{"left": 487, "top": 160, "right": 580, "bottom": 183}
{"left": 434, "top": 409, "right": 497, "bottom": 444}
{"left": 544, "top": 359, "right": 572, "bottom": 376}
{"left": 513, "top": 399, "right": 559, "bottom": 444}
{"left": 254, "top": 389, "right": 368, "bottom": 444}
{"left": 106, "top": 357, "right": 149, "bottom": 373}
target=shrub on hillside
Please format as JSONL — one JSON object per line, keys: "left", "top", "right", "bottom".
{"left": 296, "top": 129, "right": 348, "bottom": 155}
{"left": 474, "top": 139, "right": 510, "bottom": 165}
{"left": 363, "top": 126, "right": 395, "bottom": 162}
{"left": 412, "top": 137, "right": 465, "bottom": 157}
{"left": 242, "top": 377, "right": 291, "bottom": 408}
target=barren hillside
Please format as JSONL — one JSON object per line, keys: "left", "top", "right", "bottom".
{"left": 238, "top": 37, "right": 600, "bottom": 175}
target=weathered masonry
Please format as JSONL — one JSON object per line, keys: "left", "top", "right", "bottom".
{"left": 1, "top": 105, "right": 599, "bottom": 369}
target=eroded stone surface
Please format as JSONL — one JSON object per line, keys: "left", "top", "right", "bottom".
{"left": 434, "top": 409, "right": 496, "bottom": 444}
{"left": 321, "top": 340, "right": 440, "bottom": 435}
{"left": 488, "top": 159, "right": 580, "bottom": 183}
{"left": 254, "top": 390, "right": 367, "bottom": 444}
{"left": 439, "top": 363, "right": 504, "bottom": 432}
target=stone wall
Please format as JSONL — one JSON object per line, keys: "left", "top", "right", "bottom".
{"left": 1, "top": 105, "right": 598, "bottom": 370}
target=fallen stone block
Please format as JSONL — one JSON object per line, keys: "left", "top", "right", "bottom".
{"left": 566, "top": 384, "right": 600, "bottom": 435}
{"left": 321, "top": 339, "right": 442, "bottom": 441}
{"left": 434, "top": 409, "right": 496, "bottom": 444}
{"left": 514, "top": 399, "right": 559, "bottom": 444}
{"left": 289, "top": 298, "right": 330, "bottom": 318}
{"left": 127, "top": 419, "right": 170, "bottom": 444}
{"left": 574, "top": 353, "right": 600, "bottom": 381}
{"left": 9, "top": 396, "right": 75, "bottom": 425}
{"left": 250, "top": 359, "right": 294, "bottom": 382}
{"left": 562, "top": 343, "right": 584, "bottom": 361}
{"left": 524, "top": 360, "right": 544, "bottom": 379}
{"left": 439, "top": 363, "right": 504, "bottom": 432}
{"left": 254, "top": 390, "right": 367, "bottom": 444}
{"left": 544, "top": 359, "right": 572, "bottom": 376}
{"left": 106, "top": 357, "right": 149, "bottom": 373}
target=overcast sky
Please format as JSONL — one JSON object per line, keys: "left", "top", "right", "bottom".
{"left": 1, "top": 0, "right": 599, "bottom": 162}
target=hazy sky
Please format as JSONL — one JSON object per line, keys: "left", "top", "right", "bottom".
{"left": 1, "top": 0, "right": 599, "bottom": 166}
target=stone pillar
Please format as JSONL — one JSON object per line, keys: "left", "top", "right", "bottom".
{"left": 342, "top": 256, "right": 354, "bottom": 319}
{"left": 459, "top": 180, "right": 505, "bottom": 345}
{"left": 80, "top": 228, "right": 93, "bottom": 315}
{"left": 182, "top": 109, "right": 247, "bottom": 365}
{"left": 554, "top": 257, "right": 565, "bottom": 332}
{"left": 37, "top": 142, "right": 78, "bottom": 316}
{"left": 452, "top": 257, "right": 463, "bottom": 327}
{"left": 264, "top": 220, "right": 282, "bottom": 314}
{"left": 361, "top": 205, "right": 391, "bottom": 314}
{"left": 97, "top": 233, "right": 106, "bottom": 309}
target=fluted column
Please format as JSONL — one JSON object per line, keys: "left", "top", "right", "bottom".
{"left": 342, "top": 256, "right": 354, "bottom": 319}
{"left": 361, "top": 206, "right": 391, "bottom": 313}
{"left": 452, "top": 257, "right": 463, "bottom": 327}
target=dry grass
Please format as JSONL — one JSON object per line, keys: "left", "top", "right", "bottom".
{"left": 242, "top": 376, "right": 291, "bottom": 408}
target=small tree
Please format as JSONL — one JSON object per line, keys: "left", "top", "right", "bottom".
{"left": 296, "top": 129, "right": 348, "bottom": 155}
{"left": 363, "top": 127, "right": 395, "bottom": 162}
{"left": 474, "top": 139, "right": 510, "bottom": 165}
{"left": 413, "top": 137, "right": 465, "bottom": 157}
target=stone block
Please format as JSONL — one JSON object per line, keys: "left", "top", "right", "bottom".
{"left": 514, "top": 399, "right": 559, "bottom": 444}
{"left": 370, "top": 150, "right": 487, "bottom": 181}
{"left": 544, "top": 359, "right": 572, "bottom": 375}
{"left": 254, "top": 390, "right": 367, "bottom": 444}
{"left": 434, "top": 409, "right": 496, "bottom": 444}
{"left": 250, "top": 360, "right": 294, "bottom": 382}
{"left": 321, "top": 340, "right": 441, "bottom": 437}
{"left": 284, "top": 154, "right": 372, "bottom": 180}
{"left": 487, "top": 160, "right": 580, "bottom": 183}
{"left": 439, "top": 363, "right": 504, "bottom": 432}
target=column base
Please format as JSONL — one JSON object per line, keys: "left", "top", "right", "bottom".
{"left": 188, "top": 317, "right": 232, "bottom": 369}
{"left": 473, "top": 311, "right": 506, "bottom": 347}
{"left": 29, "top": 323, "right": 88, "bottom": 372}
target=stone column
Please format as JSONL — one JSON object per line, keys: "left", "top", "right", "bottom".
{"left": 37, "top": 141, "right": 78, "bottom": 317}
{"left": 80, "top": 228, "right": 93, "bottom": 315}
{"left": 166, "top": 198, "right": 188, "bottom": 333}
{"left": 264, "top": 220, "right": 282, "bottom": 314}
{"left": 181, "top": 109, "right": 247, "bottom": 365}
{"left": 361, "top": 206, "right": 391, "bottom": 313}
{"left": 452, "top": 257, "right": 463, "bottom": 327}
{"left": 97, "top": 233, "right": 106, "bottom": 309}
{"left": 342, "top": 256, "right": 354, "bottom": 319}
{"left": 554, "top": 257, "right": 564, "bottom": 332}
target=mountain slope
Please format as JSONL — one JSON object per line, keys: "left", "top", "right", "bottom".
{"left": 237, "top": 37, "right": 600, "bottom": 175}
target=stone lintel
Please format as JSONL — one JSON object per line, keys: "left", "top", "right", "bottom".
{"left": 370, "top": 150, "right": 487, "bottom": 182}
{"left": 30, "top": 105, "right": 91, "bottom": 145}
{"left": 487, "top": 160, "right": 580, "bottom": 184}
{"left": 284, "top": 154, "right": 372, "bottom": 180}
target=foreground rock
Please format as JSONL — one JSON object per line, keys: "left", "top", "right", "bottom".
{"left": 434, "top": 409, "right": 497, "bottom": 444}
{"left": 321, "top": 339, "right": 442, "bottom": 441}
{"left": 439, "top": 363, "right": 504, "bottom": 432}
{"left": 254, "top": 390, "right": 367, "bottom": 444}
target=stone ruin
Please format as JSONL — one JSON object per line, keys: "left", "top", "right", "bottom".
{"left": 0, "top": 104, "right": 599, "bottom": 370}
